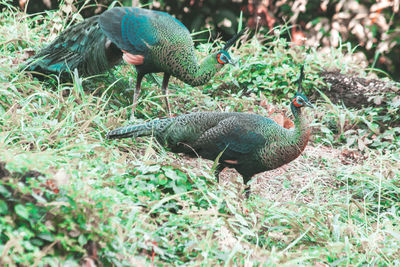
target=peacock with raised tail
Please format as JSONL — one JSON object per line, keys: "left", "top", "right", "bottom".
{"left": 106, "top": 66, "right": 313, "bottom": 197}
{"left": 25, "top": 7, "right": 245, "bottom": 115}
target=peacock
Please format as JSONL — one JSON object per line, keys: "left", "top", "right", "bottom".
{"left": 106, "top": 66, "right": 313, "bottom": 197}
{"left": 25, "top": 7, "right": 245, "bottom": 115}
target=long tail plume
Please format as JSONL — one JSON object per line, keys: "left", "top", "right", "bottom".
{"left": 106, "top": 124, "right": 153, "bottom": 139}
{"left": 223, "top": 28, "right": 246, "bottom": 51}
{"left": 22, "top": 16, "right": 124, "bottom": 79}
{"left": 106, "top": 118, "right": 173, "bottom": 140}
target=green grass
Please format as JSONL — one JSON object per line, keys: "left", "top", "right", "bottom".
{"left": 1, "top": 3, "right": 400, "bottom": 266}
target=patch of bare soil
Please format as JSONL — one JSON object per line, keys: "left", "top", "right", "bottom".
{"left": 175, "top": 145, "right": 343, "bottom": 203}
{"left": 320, "top": 71, "right": 399, "bottom": 108}
{"left": 250, "top": 145, "right": 340, "bottom": 203}
{"left": 123, "top": 138, "right": 361, "bottom": 204}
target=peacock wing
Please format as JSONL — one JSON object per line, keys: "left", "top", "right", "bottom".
{"left": 99, "top": 7, "right": 164, "bottom": 55}
{"left": 193, "top": 116, "right": 267, "bottom": 160}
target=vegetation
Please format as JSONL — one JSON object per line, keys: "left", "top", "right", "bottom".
{"left": 1, "top": 3, "right": 400, "bottom": 266}
{"left": 7, "top": 0, "right": 400, "bottom": 81}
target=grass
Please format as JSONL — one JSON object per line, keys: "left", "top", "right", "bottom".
{"left": 1, "top": 2, "right": 400, "bottom": 266}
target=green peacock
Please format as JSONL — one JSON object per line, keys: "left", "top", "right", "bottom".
{"left": 107, "top": 66, "right": 313, "bottom": 197}
{"left": 25, "top": 7, "right": 244, "bottom": 115}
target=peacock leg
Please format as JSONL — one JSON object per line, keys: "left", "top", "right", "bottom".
{"left": 243, "top": 186, "right": 251, "bottom": 199}
{"left": 243, "top": 176, "right": 252, "bottom": 199}
{"left": 131, "top": 72, "right": 144, "bottom": 117}
{"left": 161, "top": 73, "right": 171, "bottom": 117}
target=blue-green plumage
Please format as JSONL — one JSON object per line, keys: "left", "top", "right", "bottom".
{"left": 25, "top": 16, "right": 116, "bottom": 78}
{"left": 25, "top": 7, "right": 244, "bottom": 114}
{"left": 107, "top": 67, "right": 313, "bottom": 197}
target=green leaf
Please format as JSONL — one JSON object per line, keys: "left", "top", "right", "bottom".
{"left": 38, "top": 232, "right": 54, "bottom": 242}
{"left": 157, "top": 174, "right": 169, "bottom": 185}
{"left": 0, "top": 199, "right": 8, "bottom": 214}
{"left": 172, "top": 182, "right": 187, "bottom": 194}
{"left": 0, "top": 184, "right": 11, "bottom": 198}
{"left": 32, "top": 192, "right": 48, "bottom": 204}
{"left": 78, "top": 235, "right": 87, "bottom": 246}
{"left": 22, "top": 240, "right": 36, "bottom": 251}
{"left": 238, "top": 11, "right": 243, "bottom": 32}
{"left": 15, "top": 204, "right": 29, "bottom": 220}
{"left": 211, "top": 146, "right": 228, "bottom": 175}
{"left": 164, "top": 168, "right": 181, "bottom": 181}
{"left": 31, "top": 238, "right": 44, "bottom": 246}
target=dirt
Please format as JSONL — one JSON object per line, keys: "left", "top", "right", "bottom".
{"left": 320, "top": 71, "right": 399, "bottom": 108}
{"left": 172, "top": 145, "right": 343, "bottom": 203}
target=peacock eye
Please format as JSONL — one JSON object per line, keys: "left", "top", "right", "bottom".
{"left": 217, "top": 53, "right": 227, "bottom": 64}
{"left": 296, "top": 96, "right": 304, "bottom": 105}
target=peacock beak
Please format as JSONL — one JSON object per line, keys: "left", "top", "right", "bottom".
{"left": 304, "top": 100, "right": 314, "bottom": 108}
{"left": 228, "top": 57, "right": 237, "bottom": 66}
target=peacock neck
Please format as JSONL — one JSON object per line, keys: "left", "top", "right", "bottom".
{"left": 291, "top": 105, "right": 303, "bottom": 131}
{"left": 289, "top": 104, "right": 311, "bottom": 152}
{"left": 176, "top": 52, "right": 223, "bottom": 86}
{"left": 259, "top": 103, "right": 310, "bottom": 170}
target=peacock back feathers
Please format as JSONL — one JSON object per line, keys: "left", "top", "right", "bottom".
{"left": 25, "top": 16, "right": 122, "bottom": 78}
{"left": 98, "top": 7, "right": 219, "bottom": 85}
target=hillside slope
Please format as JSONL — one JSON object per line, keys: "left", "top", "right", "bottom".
{"left": 0, "top": 7, "right": 399, "bottom": 265}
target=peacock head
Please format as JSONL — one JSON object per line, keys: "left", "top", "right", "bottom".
{"left": 216, "top": 28, "right": 246, "bottom": 66}
{"left": 291, "top": 92, "right": 313, "bottom": 109}
{"left": 290, "top": 66, "right": 313, "bottom": 111}
{"left": 216, "top": 50, "right": 234, "bottom": 65}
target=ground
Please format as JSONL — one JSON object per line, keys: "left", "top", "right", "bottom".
{"left": 0, "top": 6, "right": 400, "bottom": 265}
